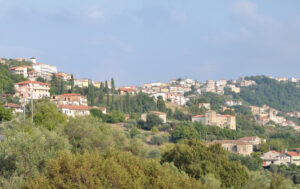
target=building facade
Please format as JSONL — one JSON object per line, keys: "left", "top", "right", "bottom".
{"left": 192, "top": 110, "right": 236, "bottom": 130}
{"left": 14, "top": 81, "right": 50, "bottom": 104}
{"left": 33, "top": 63, "right": 57, "bottom": 81}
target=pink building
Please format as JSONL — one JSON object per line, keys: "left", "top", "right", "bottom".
{"left": 14, "top": 81, "right": 50, "bottom": 104}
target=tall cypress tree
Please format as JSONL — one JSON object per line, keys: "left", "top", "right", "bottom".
{"left": 106, "top": 92, "right": 110, "bottom": 110}
{"left": 70, "top": 74, "right": 74, "bottom": 93}
{"left": 110, "top": 95, "right": 115, "bottom": 111}
{"left": 157, "top": 96, "right": 166, "bottom": 112}
{"left": 111, "top": 78, "right": 115, "bottom": 94}
{"left": 60, "top": 79, "right": 65, "bottom": 94}
{"left": 125, "top": 93, "right": 130, "bottom": 113}
{"left": 88, "top": 80, "right": 95, "bottom": 106}
{"left": 104, "top": 81, "right": 109, "bottom": 93}
{"left": 50, "top": 73, "right": 58, "bottom": 95}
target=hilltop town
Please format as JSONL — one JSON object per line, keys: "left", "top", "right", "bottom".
{"left": 2, "top": 57, "right": 300, "bottom": 187}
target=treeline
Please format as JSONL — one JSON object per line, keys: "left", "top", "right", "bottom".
{"left": 237, "top": 75, "right": 300, "bottom": 112}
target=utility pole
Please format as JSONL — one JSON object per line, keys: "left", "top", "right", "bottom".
{"left": 23, "top": 99, "right": 25, "bottom": 122}
{"left": 31, "top": 86, "right": 33, "bottom": 123}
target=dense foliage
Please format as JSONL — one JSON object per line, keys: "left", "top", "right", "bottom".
{"left": 24, "top": 150, "right": 204, "bottom": 189}
{"left": 238, "top": 76, "right": 300, "bottom": 112}
{"left": 0, "top": 64, "right": 26, "bottom": 94}
{"left": 161, "top": 140, "right": 249, "bottom": 188}
{"left": 0, "top": 103, "right": 12, "bottom": 122}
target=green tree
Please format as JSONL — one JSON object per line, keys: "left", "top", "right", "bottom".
{"left": 157, "top": 96, "right": 166, "bottom": 112}
{"left": 70, "top": 74, "right": 74, "bottom": 93}
{"left": 87, "top": 80, "right": 95, "bottom": 106}
{"left": 50, "top": 73, "right": 58, "bottom": 95}
{"left": 173, "top": 108, "right": 189, "bottom": 121}
{"left": 24, "top": 150, "right": 204, "bottom": 189}
{"left": 145, "top": 113, "right": 163, "bottom": 130}
{"left": 111, "top": 78, "right": 116, "bottom": 93}
{"left": 161, "top": 140, "right": 249, "bottom": 188}
{"left": 29, "top": 99, "right": 67, "bottom": 130}
{"left": 107, "top": 110, "right": 125, "bottom": 123}
{"left": 104, "top": 80, "right": 109, "bottom": 93}
{"left": 0, "top": 103, "right": 12, "bottom": 122}
{"left": 270, "top": 173, "right": 285, "bottom": 189}
{"left": 171, "top": 124, "right": 199, "bottom": 142}
{"left": 0, "top": 124, "right": 71, "bottom": 187}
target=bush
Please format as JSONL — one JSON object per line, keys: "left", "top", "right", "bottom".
{"left": 107, "top": 111, "right": 125, "bottom": 123}
{"left": 150, "top": 135, "right": 169, "bottom": 145}
{"left": 145, "top": 114, "right": 163, "bottom": 130}
{"left": 147, "top": 148, "right": 161, "bottom": 159}
{"left": 129, "top": 127, "right": 141, "bottom": 138}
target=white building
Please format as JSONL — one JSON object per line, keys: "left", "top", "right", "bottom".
{"left": 59, "top": 105, "right": 91, "bottom": 117}
{"left": 33, "top": 63, "right": 57, "bottom": 81}
{"left": 152, "top": 93, "right": 167, "bottom": 101}
{"left": 9, "top": 66, "right": 28, "bottom": 78}
{"left": 30, "top": 57, "right": 37, "bottom": 64}
{"left": 226, "top": 100, "right": 242, "bottom": 106}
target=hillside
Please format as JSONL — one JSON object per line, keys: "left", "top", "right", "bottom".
{"left": 237, "top": 76, "right": 300, "bottom": 112}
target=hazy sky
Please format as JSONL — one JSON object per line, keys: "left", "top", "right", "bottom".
{"left": 1, "top": 0, "right": 300, "bottom": 86}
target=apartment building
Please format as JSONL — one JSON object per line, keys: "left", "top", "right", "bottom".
{"left": 14, "top": 81, "right": 50, "bottom": 104}
{"left": 33, "top": 62, "right": 57, "bottom": 81}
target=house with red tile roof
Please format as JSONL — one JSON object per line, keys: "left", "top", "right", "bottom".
{"left": 59, "top": 105, "right": 92, "bottom": 117}
{"left": 4, "top": 103, "right": 23, "bottom": 113}
{"left": 51, "top": 93, "right": 88, "bottom": 106}
{"left": 119, "top": 87, "right": 137, "bottom": 95}
{"left": 286, "top": 151, "right": 300, "bottom": 166}
{"left": 14, "top": 81, "right": 50, "bottom": 104}
{"left": 261, "top": 151, "right": 291, "bottom": 167}
{"left": 56, "top": 72, "right": 71, "bottom": 81}
{"left": 9, "top": 66, "right": 28, "bottom": 78}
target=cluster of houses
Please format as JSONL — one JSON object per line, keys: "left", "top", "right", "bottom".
{"left": 209, "top": 136, "right": 300, "bottom": 168}
{"left": 250, "top": 105, "right": 300, "bottom": 131}
{"left": 261, "top": 149, "right": 300, "bottom": 167}
{"left": 3, "top": 57, "right": 105, "bottom": 89}
{"left": 117, "top": 78, "right": 255, "bottom": 106}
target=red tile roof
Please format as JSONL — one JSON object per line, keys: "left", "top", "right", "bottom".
{"left": 287, "top": 151, "right": 300, "bottom": 157}
{"left": 27, "top": 70, "right": 37, "bottom": 74}
{"left": 59, "top": 105, "right": 92, "bottom": 111}
{"left": 60, "top": 93, "right": 82, "bottom": 97}
{"left": 119, "top": 88, "right": 136, "bottom": 92}
{"left": 192, "top": 115, "right": 205, "bottom": 118}
{"left": 149, "top": 111, "right": 167, "bottom": 115}
{"left": 5, "top": 103, "right": 21, "bottom": 108}
{"left": 9, "top": 66, "right": 25, "bottom": 70}
{"left": 15, "top": 81, "right": 49, "bottom": 86}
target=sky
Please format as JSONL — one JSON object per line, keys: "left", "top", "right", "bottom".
{"left": 1, "top": 0, "right": 300, "bottom": 86}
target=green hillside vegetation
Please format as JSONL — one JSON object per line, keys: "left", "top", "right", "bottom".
{"left": 237, "top": 75, "right": 300, "bottom": 112}
{"left": 0, "top": 64, "right": 26, "bottom": 94}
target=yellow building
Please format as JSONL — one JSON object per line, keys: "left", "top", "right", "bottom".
{"left": 93, "top": 81, "right": 101, "bottom": 88}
